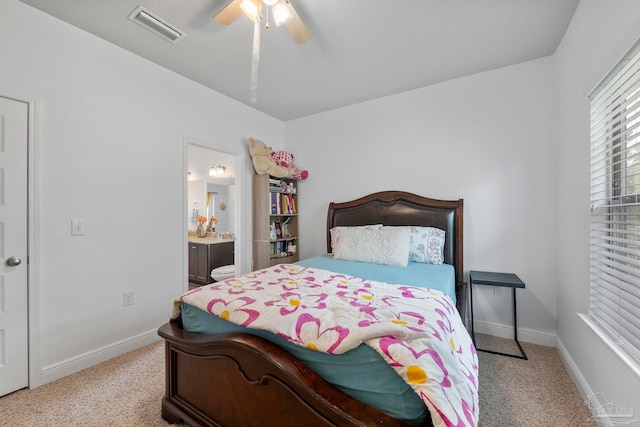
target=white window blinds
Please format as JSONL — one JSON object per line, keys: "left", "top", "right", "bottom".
{"left": 590, "top": 40, "right": 640, "bottom": 363}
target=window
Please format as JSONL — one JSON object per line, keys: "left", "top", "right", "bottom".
{"left": 590, "top": 40, "right": 640, "bottom": 363}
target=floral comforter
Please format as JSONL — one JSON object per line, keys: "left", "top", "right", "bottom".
{"left": 171, "top": 263, "right": 479, "bottom": 427}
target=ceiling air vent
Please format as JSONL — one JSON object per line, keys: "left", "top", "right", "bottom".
{"left": 128, "top": 6, "right": 186, "bottom": 43}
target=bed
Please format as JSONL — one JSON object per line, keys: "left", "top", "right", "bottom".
{"left": 158, "top": 191, "right": 474, "bottom": 427}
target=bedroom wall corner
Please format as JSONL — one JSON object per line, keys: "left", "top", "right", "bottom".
{"left": 284, "top": 56, "right": 559, "bottom": 344}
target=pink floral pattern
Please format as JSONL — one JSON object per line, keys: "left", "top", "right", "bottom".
{"left": 173, "top": 264, "right": 478, "bottom": 427}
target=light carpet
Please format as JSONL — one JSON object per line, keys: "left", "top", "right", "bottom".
{"left": 0, "top": 333, "right": 596, "bottom": 426}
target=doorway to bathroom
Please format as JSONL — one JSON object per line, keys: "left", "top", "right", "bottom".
{"left": 185, "top": 140, "right": 242, "bottom": 289}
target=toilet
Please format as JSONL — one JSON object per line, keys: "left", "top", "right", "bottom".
{"left": 210, "top": 264, "right": 235, "bottom": 282}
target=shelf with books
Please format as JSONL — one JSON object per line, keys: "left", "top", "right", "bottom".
{"left": 269, "top": 238, "right": 297, "bottom": 261}
{"left": 253, "top": 174, "right": 299, "bottom": 270}
{"left": 270, "top": 192, "right": 297, "bottom": 215}
{"left": 269, "top": 216, "right": 296, "bottom": 240}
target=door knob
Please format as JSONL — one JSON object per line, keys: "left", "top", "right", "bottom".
{"left": 6, "top": 256, "right": 22, "bottom": 266}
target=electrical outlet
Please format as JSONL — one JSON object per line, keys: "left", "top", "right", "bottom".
{"left": 123, "top": 291, "right": 134, "bottom": 306}
{"left": 71, "top": 219, "right": 85, "bottom": 236}
{"left": 493, "top": 286, "right": 503, "bottom": 296}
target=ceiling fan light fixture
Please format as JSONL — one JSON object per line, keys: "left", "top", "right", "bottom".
{"left": 272, "top": 1, "right": 292, "bottom": 26}
{"left": 240, "top": 0, "right": 259, "bottom": 21}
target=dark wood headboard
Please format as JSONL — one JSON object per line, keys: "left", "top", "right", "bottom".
{"left": 326, "top": 191, "right": 464, "bottom": 287}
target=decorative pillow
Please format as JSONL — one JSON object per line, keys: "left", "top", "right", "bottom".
{"left": 332, "top": 227, "right": 410, "bottom": 267}
{"left": 386, "top": 226, "right": 446, "bottom": 264}
{"left": 330, "top": 224, "right": 383, "bottom": 252}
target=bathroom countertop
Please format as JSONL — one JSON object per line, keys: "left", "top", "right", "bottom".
{"left": 188, "top": 236, "right": 235, "bottom": 244}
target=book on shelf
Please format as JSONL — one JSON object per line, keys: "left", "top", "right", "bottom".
{"left": 269, "top": 178, "right": 296, "bottom": 194}
{"left": 270, "top": 239, "right": 297, "bottom": 258}
{"left": 269, "top": 219, "right": 294, "bottom": 241}
{"left": 269, "top": 178, "right": 285, "bottom": 193}
{"left": 289, "top": 194, "right": 296, "bottom": 213}
{"left": 270, "top": 192, "right": 297, "bottom": 215}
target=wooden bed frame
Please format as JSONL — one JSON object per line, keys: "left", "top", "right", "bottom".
{"left": 327, "top": 191, "right": 466, "bottom": 320}
{"left": 158, "top": 191, "right": 466, "bottom": 427}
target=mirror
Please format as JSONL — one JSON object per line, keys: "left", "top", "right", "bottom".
{"left": 187, "top": 144, "right": 236, "bottom": 234}
{"left": 205, "top": 184, "right": 233, "bottom": 233}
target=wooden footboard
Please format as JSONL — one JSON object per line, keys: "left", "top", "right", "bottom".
{"left": 158, "top": 322, "right": 433, "bottom": 427}
{"left": 456, "top": 281, "right": 468, "bottom": 325}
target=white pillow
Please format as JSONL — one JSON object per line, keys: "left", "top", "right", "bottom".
{"left": 329, "top": 224, "right": 382, "bottom": 252}
{"left": 385, "top": 226, "right": 446, "bottom": 264}
{"left": 332, "top": 227, "right": 410, "bottom": 267}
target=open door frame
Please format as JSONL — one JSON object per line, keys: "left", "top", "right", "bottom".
{"left": 182, "top": 137, "right": 245, "bottom": 292}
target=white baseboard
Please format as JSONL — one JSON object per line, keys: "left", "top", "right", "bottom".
{"left": 473, "top": 320, "right": 556, "bottom": 347}
{"left": 40, "top": 329, "right": 161, "bottom": 386}
{"left": 555, "top": 337, "right": 594, "bottom": 399}
{"left": 555, "top": 336, "right": 612, "bottom": 427}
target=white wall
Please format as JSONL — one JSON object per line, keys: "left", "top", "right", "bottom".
{"left": 285, "top": 57, "right": 558, "bottom": 345}
{"left": 554, "top": 0, "right": 640, "bottom": 415}
{"left": 0, "top": 0, "right": 283, "bottom": 384}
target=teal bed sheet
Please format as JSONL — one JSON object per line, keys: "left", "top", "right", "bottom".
{"left": 296, "top": 254, "right": 456, "bottom": 303}
{"left": 181, "top": 302, "right": 428, "bottom": 425}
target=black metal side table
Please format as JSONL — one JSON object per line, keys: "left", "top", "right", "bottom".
{"left": 469, "top": 270, "right": 527, "bottom": 360}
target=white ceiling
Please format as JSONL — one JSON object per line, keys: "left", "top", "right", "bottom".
{"left": 18, "top": 0, "right": 580, "bottom": 121}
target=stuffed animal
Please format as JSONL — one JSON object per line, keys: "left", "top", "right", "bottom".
{"left": 248, "top": 138, "right": 293, "bottom": 178}
{"left": 270, "top": 150, "right": 309, "bottom": 180}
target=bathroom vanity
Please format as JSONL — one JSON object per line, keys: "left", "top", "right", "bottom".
{"left": 188, "top": 237, "right": 234, "bottom": 286}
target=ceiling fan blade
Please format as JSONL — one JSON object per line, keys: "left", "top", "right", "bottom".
{"left": 213, "top": 0, "right": 244, "bottom": 25}
{"left": 284, "top": 1, "right": 311, "bottom": 43}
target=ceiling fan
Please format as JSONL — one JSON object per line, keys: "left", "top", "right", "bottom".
{"left": 213, "top": 0, "right": 311, "bottom": 44}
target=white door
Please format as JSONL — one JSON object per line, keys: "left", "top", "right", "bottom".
{"left": 0, "top": 96, "right": 29, "bottom": 397}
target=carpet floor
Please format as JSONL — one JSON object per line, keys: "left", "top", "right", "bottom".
{"left": 0, "top": 333, "right": 596, "bottom": 426}
{"left": 475, "top": 333, "right": 596, "bottom": 427}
